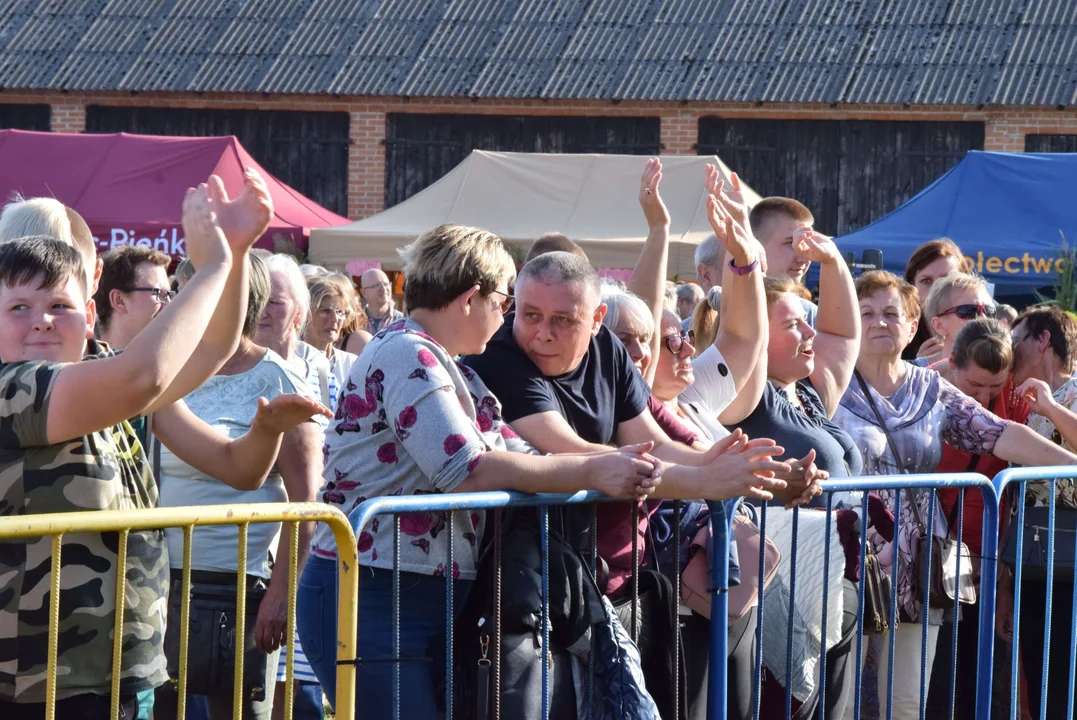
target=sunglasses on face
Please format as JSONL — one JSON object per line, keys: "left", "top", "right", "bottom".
{"left": 938, "top": 303, "right": 997, "bottom": 321}
{"left": 661, "top": 330, "right": 692, "bottom": 355}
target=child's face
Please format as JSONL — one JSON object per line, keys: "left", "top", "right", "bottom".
{"left": 0, "top": 274, "right": 92, "bottom": 363}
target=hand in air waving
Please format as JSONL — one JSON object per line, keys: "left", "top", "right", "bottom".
{"left": 181, "top": 184, "right": 230, "bottom": 271}
{"left": 207, "top": 168, "right": 274, "bottom": 254}
{"left": 639, "top": 158, "right": 670, "bottom": 230}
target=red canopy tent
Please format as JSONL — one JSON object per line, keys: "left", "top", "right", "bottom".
{"left": 0, "top": 129, "right": 348, "bottom": 260}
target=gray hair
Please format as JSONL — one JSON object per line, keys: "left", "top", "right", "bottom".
{"left": 601, "top": 284, "right": 654, "bottom": 342}
{"left": 676, "top": 283, "right": 703, "bottom": 304}
{"left": 694, "top": 233, "right": 723, "bottom": 270}
{"left": 517, "top": 250, "right": 599, "bottom": 303}
{"left": 263, "top": 253, "right": 311, "bottom": 337}
{"left": 299, "top": 263, "right": 328, "bottom": 280}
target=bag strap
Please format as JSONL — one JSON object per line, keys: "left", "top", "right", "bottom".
{"left": 853, "top": 369, "right": 929, "bottom": 535}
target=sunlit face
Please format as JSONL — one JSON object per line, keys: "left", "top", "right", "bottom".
{"left": 858, "top": 288, "right": 918, "bottom": 360}
{"left": 930, "top": 286, "right": 994, "bottom": 355}
{"left": 608, "top": 317, "right": 652, "bottom": 375}
{"left": 652, "top": 313, "right": 696, "bottom": 401}
{"left": 0, "top": 274, "right": 92, "bottom": 363}
{"left": 361, "top": 270, "right": 392, "bottom": 308}
{"left": 951, "top": 362, "right": 1009, "bottom": 408}
{"left": 767, "top": 294, "right": 817, "bottom": 384}
{"left": 256, "top": 271, "right": 302, "bottom": 350}
{"left": 121, "top": 263, "right": 171, "bottom": 333}
{"left": 913, "top": 256, "right": 963, "bottom": 301}
{"left": 311, "top": 294, "right": 348, "bottom": 348}
{"left": 758, "top": 214, "right": 811, "bottom": 282}
{"left": 513, "top": 277, "right": 604, "bottom": 377}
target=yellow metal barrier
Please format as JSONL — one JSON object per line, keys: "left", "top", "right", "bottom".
{"left": 0, "top": 502, "right": 358, "bottom": 720}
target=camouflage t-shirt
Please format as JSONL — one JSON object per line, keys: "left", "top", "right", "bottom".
{"left": 0, "top": 357, "right": 169, "bottom": 702}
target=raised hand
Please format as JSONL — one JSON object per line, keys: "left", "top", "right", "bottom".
{"left": 706, "top": 194, "right": 756, "bottom": 267}
{"left": 251, "top": 394, "right": 333, "bottom": 435}
{"left": 702, "top": 429, "right": 790, "bottom": 501}
{"left": 792, "top": 225, "right": 842, "bottom": 266}
{"left": 207, "top": 168, "right": 274, "bottom": 254}
{"left": 1018, "top": 378, "right": 1058, "bottom": 416}
{"left": 589, "top": 441, "right": 662, "bottom": 500}
{"left": 181, "top": 184, "right": 231, "bottom": 271}
{"left": 639, "top": 157, "right": 670, "bottom": 230}
{"left": 713, "top": 168, "right": 750, "bottom": 230}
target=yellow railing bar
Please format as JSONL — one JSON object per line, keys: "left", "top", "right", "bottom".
{"left": 110, "top": 529, "right": 130, "bottom": 720}
{"left": 234, "top": 523, "right": 249, "bottom": 720}
{"left": 284, "top": 521, "right": 299, "bottom": 720}
{"left": 0, "top": 503, "right": 358, "bottom": 720}
{"left": 179, "top": 525, "right": 193, "bottom": 720}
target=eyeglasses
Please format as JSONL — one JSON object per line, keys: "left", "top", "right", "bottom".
{"left": 317, "top": 307, "right": 348, "bottom": 321}
{"left": 938, "top": 303, "right": 997, "bottom": 321}
{"left": 490, "top": 289, "right": 515, "bottom": 314}
{"left": 362, "top": 282, "right": 391, "bottom": 291}
{"left": 127, "top": 287, "right": 175, "bottom": 303}
{"left": 661, "top": 330, "right": 692, "bottom": 355}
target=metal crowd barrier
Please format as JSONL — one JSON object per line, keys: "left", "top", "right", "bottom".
{"left": 0, "top": 502, "right": 358, "bottom": 720}
{"left": 994, "top": 466, "right": 1077, "bottom": 720}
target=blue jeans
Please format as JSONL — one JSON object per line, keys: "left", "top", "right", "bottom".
{"left": 296, "top": 557, "right": 472, "bottom": 719}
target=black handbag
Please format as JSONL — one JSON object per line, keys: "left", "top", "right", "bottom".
{"left": 163, "top": 572, "right": 271, "bottom": 703}
{"left": 853, "top": 370, "right": 977, "bottom": 609}
{"left": 862, "top": 544, "right": 892, "bottom": 634}
{"left": 1000, "top": 504, "right": 1077, "bottom": 582}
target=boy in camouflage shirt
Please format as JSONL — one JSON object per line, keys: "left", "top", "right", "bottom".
{"left": 0, "top": 183, "right": 258, "bottom": 720}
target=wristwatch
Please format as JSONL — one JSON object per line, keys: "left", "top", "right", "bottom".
{"left": 728, "top": 257, "right": 759, "bottom": 276}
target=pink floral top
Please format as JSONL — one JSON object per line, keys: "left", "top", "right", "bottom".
{"left": 309, "top": 319, "right": 533, "bottom": 579}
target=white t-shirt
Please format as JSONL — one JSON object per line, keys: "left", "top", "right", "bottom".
{"left": 677, "top": 345, "right": 737, "bottom": 442}
{"left": 159, "top": 350, "right": 311, "bottom": 578}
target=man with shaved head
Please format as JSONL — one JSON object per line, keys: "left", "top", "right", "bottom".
{"left": 359, "top": 268, "right": 403, "bottom": 334}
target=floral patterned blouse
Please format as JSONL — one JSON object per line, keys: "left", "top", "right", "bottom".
{"left": 834, "top": 363, "right": 1010, "bottom": 623}
{"left": 309, "top": 319, "right": 533, "bottom": 580}
{"left": 1025, "top": 376, "right": 1077, "bottom": 508}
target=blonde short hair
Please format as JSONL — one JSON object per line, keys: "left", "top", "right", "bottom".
{"left": 0, "top": 196, "right": 97, "bottom": 286}
{"left": 398, "top": 224, "right": 515, "bottom": 312}
{"left": 924, "top": 272, "right": 989, "bottom": 322}
{"left": 309, "top": 273, "right": 367, "bottom": 328}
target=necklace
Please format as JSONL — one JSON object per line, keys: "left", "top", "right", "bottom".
{"left": 221, "top": 341, "right": 256, "bottom": 375}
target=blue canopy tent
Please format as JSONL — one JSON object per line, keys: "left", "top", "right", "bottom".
{"left": 835, "top": 151, "right": 1077, "bottom": 292}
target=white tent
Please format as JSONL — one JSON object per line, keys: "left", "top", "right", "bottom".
{"left": 310, "top": 151, "right": 760, "bottom": 279}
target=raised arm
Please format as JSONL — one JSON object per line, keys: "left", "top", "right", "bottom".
{"left": 46, "top": 190, "right": 233, "bottom": 444}
{"left": 151, "top": 394, "right": 331, "bottom": 491}
{"left": 627, "top": 158, "right": 671, "bottom": 388}
{"left": 801, "top": 230, "right": 861, "bottom": 417}
{"left": 1015, "top": 379, "right": 1077, "bottom": 453}
{"left": 148, "top": 170, "right": 273, "bottom": 411}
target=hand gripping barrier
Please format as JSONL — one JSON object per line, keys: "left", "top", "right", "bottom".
{"left": 0, "top": 502, "right": 358, "bottom": 720}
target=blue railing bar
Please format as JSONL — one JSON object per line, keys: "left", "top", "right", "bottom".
{"left": 1069, "top": 509, "right": 1077, "bottom": 719}
{"left": 1040, "top": 486, "right": 1057, "bottom": 720}
{"left": 540, "top": 506, "right": 550, "bottom": 720}
{"left": 947, "top": 488, "right": 965, "bottom": 720}
{"left": 886, "top": 490, "right": 902, "bottom": 720}
{"left": 588, "top": 505, "right": 597, "bottom": 720}
{"left": 784, "top": 507, "right": 800, "bottom": 719}
{"left": 853, "top": 490, "right": 869, "bottom": 720}
{"left": 973, "top": 482, "right": 1001, "bottom": 720}
{"left": 752, "top": 502, "right": 768, "bottom": 720}
{"left": 995, "top": 465, "right": 1077, "bottom": 492}
{"left": 919, "top": 492, "right": 936, "bottom": 720}
{"left": 707, "top": 500, "right": 732, "bottom": 720}
{"left": 446, "top": 510, "right": 455, "bottom": 720}
{"left": 818, "top": 493, "right": 834, "bottom": 718}
{"left": 392, "top": 514, "right": 401, "bottom": 720}
{"left": 822, "top": 473, "right": 996, "bottom": 495}
{"left": 1008, "top": 483, "right": 1027, "bottom": 720}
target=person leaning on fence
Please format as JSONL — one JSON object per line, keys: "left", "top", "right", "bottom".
{"left": 926, "top": 318, "right": 1032, "bottom": 717}
{"left": 1005, "top": 304, "right": 1077, "bottom": 718}
{"left": 0, "top": 181, "right": 264, "bottom": 719}
{"left": 297, "top": 223, "right": 665, "bottom": 719}
{"left": 901, "top": 238, "right": 972, "bottom": 363}
{"left": 833, "top": 271, "right": 1077, "bottom": 720}
{"left": 461, "top": 168, "right": 792, "bottom": 716}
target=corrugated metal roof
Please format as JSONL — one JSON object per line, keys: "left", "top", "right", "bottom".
{"left": 3, "top": 0, "right": 1077, "bottom": 105}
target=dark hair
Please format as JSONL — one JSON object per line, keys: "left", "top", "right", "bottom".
{"left": 244, "top": 252, "right": 272, "bottom": 339}
{"left": 904, "top": 238, "right": 971, "bottom": 285}
{"left": 94, "top": 244, "right": 171, "bottom": 330}
{"left": 951, "top": 318, "right": 1013, "bottom": 374}
{"left": 1013, "top": 306, "right": 1077, "bottom": 375}
{"left": 0, "top": 235, "right": 86, "bottom": 295}
{"left": 523, "top": 232, "right": 589, "bottom": 265}
{"left": 749, "top": 197, "right": 813, "bottom": 241}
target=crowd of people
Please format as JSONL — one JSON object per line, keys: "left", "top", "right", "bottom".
{"left": 0, "top": 158, "right": 1074, "bottom": 720}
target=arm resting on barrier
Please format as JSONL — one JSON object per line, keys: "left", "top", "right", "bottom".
{"left": 152, "top": 395, "right": 332, "bottom": 491}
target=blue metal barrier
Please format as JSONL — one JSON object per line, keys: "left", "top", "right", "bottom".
{"left": 345, "top": 473, "right": 1004, "bottom": 720}
{"left": 994, "top": 467, "right": 1077, "bottom": 720}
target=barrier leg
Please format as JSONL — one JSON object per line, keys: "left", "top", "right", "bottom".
{"left": 707, "top": 501, "right": 730, "bottom": 720}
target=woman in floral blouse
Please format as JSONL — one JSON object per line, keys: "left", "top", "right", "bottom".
{"left": 834, "top": 272, "right": 1077, "bottom": 720}
{"left": 296, "top": 224, "right": 661, "bottom": 718}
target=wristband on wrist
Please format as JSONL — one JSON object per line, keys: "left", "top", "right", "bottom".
{"left": 728, "top": 257, "right": 759, "bottom": 276}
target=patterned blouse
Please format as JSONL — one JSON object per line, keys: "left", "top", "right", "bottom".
{"left": 309, "top": 319, "right": 534, "bottom": 580}
{"left": 1025, "top": 376, "right": 1077, "bottom": 508}
{"left": 834, "top": 363, "right": 1010, "bottom": 623}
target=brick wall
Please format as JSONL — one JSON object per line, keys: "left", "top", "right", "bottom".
{"left": 4, "top": 90, "right": 1077, "bottom": 218}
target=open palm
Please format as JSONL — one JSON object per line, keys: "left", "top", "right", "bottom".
{"left": 207, "top": 169, "right": 274, "bottom": 253}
